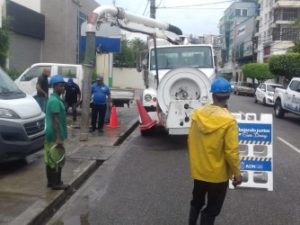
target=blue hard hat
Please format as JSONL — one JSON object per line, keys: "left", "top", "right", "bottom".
{"left": 210, "top": 77, "right": 232, "bottom": 94}
{"left": 49, "top": 75, "right": 65, "bottom": 86}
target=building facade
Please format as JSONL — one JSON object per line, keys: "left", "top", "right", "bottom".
{"left": 6, "top": 0, "right": 99, "bottom": 72}
{"left": 257, "top": 0, "right": 300, "bottom": 63}
{"left": 219, "top": 0, "right": 257, "bottom": 81}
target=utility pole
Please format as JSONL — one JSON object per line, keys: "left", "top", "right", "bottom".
{"left": 150, "top": 0, "right": 156, "bottom": 19}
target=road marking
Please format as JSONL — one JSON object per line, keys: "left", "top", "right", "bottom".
{"left": 277, "top": 137, "right": 300, "bottom": 155}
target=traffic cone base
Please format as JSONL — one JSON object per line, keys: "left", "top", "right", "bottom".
{"left": 136, "top": 100, "right": 157, "bottom": 131}
{"left": 108, "top": 106, "right": 120, "bottom": 128}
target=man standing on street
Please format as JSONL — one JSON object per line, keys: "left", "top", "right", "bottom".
{"left": 64, "top": 78, "right": 81, "bottom": 122}
{"left": 44, "top": 75, "right": 68, "bottom": 190}
{"left": 188, "top": 77, "right": 242, "bottom": 225}
{"left": 90, "top": 75, "right": 111, "bottom": 132}
{"left": 36, "top": 68, "right": 50, "bottom": 112}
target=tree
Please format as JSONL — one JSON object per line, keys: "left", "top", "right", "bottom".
{"left": 288, "top": 40, "right": 300, "bottom": 53}
{"left": 241, "top": 63, "right": 274, "bottom": 84}
{"left": 269, "top": 53, "right": 300, "bottom": 80}
{"left": 114, "top": 37, "right": 146, "bottom": 68}
{"left": 0, "top": 17, "right": 9, "bottom": 69}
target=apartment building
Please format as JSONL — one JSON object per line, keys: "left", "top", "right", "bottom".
{"left": 4, "top": 0, "right": 99, "bottom": 71}
{"left": 219, "top": 0, "right": 257, "bottom": 81}
{"left": 257, "top": 0, "right": 300, "bottom": 63}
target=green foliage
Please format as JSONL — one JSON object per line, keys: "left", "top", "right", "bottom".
{"left": 0, "top": 17, "right": 9, "bottom": 69}
{"left": 269, "top": 53, "right": 300, "bottom": 80}
{"left": 241, "top": 63, "right": 274, "bottom": 83}
{"left": 114, "top": 37, "right": 147, "bottom": 68}
{"left": 288, "top": 40, "right": 300, "bottom": 53}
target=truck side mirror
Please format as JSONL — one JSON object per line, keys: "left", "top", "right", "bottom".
{"left": 136, "top": 51, "right": 148, "bottom": 72}
{"left": 136, "top": 52, "right": 142, "bottom": 72}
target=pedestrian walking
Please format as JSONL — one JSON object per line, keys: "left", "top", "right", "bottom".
{"left": 90, "top": 75, "right": 112, "bottom": 132}
{"left": 187, "top": 77, "right": 242, "bottom": 225}
{"left": 36, "top": 68, "right": 50, "bottom": 112}
{"left": 64, "top": 78, "right": 81, "bottom": 122}
{"left": 44, "top": 75, "right": 68, "bottom": 190}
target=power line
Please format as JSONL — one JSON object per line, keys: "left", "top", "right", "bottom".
{"left": 142, "top": 0, "right": 149, "bottom": 15}
{"left": 157, "top": 0, "right": 234, "bottom": 9}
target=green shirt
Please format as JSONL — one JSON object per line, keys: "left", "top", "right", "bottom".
{"left": 45, "top": 93, "right": 67, "bottom": 142}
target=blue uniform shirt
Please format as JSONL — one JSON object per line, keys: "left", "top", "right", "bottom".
{"left": 91, "top": 83, "right": 111, "bottom": 105}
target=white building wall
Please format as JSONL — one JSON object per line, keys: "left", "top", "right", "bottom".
{"left": 10, "top": 0, "right": 40, "bottom": 12}
{"left": 97, "top": 54, "right": 144, "bottom": 89}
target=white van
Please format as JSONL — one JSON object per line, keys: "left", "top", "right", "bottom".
{"left": 0, "top": 67, "right": 45, "bottom": 162}
{"left": 15, "top": 63, "right": 83, "bottom": 96}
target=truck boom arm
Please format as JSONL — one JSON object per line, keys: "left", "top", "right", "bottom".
{"left": 87, "top": 5, "right": 183, "bottom": 44}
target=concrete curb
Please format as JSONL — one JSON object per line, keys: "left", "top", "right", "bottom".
{"left": 9, "top": 118, "right": 139, "bottom": 225}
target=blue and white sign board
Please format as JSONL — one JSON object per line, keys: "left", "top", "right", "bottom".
{"left": 80, "top": 22, "right": 121, "bottom": 55}
{"left": 230, "top": 113, "right": 273, "bottom": 191}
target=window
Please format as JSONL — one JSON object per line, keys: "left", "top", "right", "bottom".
{"left": 235, "top": 9, "right": 247, "bottom": 17}
{"left": 289, "top": 80, "right": 300, "bottom": 92}
{"left": 58, "top": 66, "right": 77, "bottom": 78}
{"left": 235, "top": 9, "right": 241, "bottom": 16}
{"left": 0, "top": 67, "right": 21, "bottom": 95}
{"left": 150, "top": 46, "right": 213, "bottom": 70}
{"left": 20, "top": 66, "right": 51, "bottom": 81}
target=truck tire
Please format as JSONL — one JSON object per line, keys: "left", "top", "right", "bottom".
{"left": 263, "top": 98, "right": 266, "bottom": 105}
{"left": 274, "top": 99, "right": 285, "bottom": 118}
{"left": 254, "top": 95, "right": 257, "bottom": 103}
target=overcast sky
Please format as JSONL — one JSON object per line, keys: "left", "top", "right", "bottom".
{"left": 95, "top": 0, "right": 232, "bottom": 37}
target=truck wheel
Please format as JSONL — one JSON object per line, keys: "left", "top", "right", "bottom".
{"left": 254, "top": 96, "right": 257, "bottom": 103}
{"left": 274, "top": 99, "right": 285, "bottom": 118}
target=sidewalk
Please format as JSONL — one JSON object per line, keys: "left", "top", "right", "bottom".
{"left": 0, "top": 106, "right": 138, "bottom": 225}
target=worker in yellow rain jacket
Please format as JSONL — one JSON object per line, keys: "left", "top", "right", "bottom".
{"left": 188, "top": 77, "right": 242, "bottom": 225}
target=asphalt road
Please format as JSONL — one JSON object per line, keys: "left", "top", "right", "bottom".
{"left": 46, "top": 95, "right": 300, "bottom": 225}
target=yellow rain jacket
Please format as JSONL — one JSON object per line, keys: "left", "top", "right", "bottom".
{"left": 188, "top": 104, "right": 241, "bottom": 183}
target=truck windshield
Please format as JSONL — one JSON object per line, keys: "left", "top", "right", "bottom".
{"left": 150, "top": 46, "right": 213, "bottom": 70}
{"left": 0, "top": 67, "right": 24, "bottom": 98}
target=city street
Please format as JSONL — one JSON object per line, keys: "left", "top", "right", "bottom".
{"left": 45, "top": 95, "right": 300, "bottom": 225}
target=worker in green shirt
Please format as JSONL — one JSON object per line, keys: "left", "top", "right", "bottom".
{"left": 44, "top": 75, "right": 68, "bottom": 190}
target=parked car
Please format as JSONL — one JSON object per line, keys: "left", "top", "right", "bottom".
{"left": 273, "top": 77, "right": 300, "bottom": 118}
{"left": 254, "top": 83, "right": 283, "bottom": 105}
{"left": 233, "top": 82, "right": 255, "bottom": 96}
{"left": 0, "top": 67, "right": 45, "bottom": 162}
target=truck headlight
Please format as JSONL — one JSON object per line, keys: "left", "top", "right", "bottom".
{"left": 0, "top": 108, "right": 20, "bottom": 119}
{"left": 144, "top": 94, "right": 152, "bottom": 102}
{"left": 267, "top": 93, "right": 273, "bottom": 97}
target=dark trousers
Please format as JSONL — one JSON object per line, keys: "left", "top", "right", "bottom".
{"left": 46, "top": 166, "right": 62, "bottom": 186}
{"left": 189, "top": 179, "right": 228, "bottom": 225}
{"left": 65, "top": 102, "right": 77, "bottom": 121}
{"left": 91, "top": 104, "right": 107, "bottom": 130}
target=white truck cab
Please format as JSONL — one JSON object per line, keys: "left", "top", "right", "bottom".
{"left": 0, "top": 67, "right": 45, "bottom": 162}
{"left": 274, "top": 77, "right": 300, "bottom": 118}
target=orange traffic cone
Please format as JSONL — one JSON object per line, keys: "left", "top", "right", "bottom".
{"left": 108, "top": 106, "right": 120, "bottom": 128}
{"left": 136, "top": 100, "right": 157, "bottom": 131}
